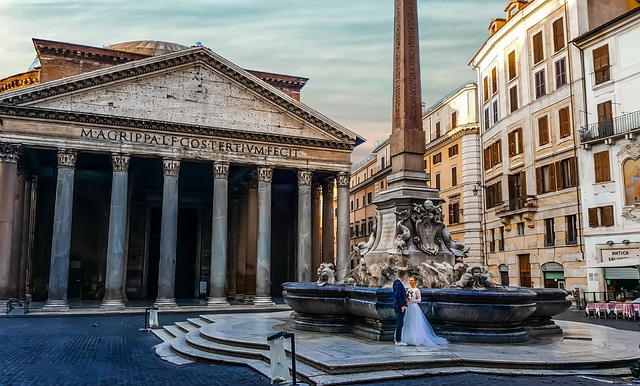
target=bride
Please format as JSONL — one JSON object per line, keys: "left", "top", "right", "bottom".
{"left": 401, "top": 276, "right": 448, "bottom": 347}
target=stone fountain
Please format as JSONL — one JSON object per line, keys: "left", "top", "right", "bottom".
{"left": 283, "top": 0, "right": 570, "bottom": 343}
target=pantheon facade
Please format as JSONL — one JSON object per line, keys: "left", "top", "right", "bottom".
{"left": 0, "top": 39, "right": 363, "bottom": 310}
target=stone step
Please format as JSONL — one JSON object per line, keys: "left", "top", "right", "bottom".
{"left": 187, "top": 317, "right": 210, "bottom": 328}
{"left": 199, "top": 314, "right": 216, "bottom": 324}
{"left": 163, "top": 325, "right": 185, "bottom": 338}
{"left": 175, "top": 321, "right": 197, "bottom": 333}
{"left": 151, "top": 328, "right": 174, "bottom": 342}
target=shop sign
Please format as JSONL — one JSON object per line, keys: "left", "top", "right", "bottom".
{"left": 601, "top": 248, "right": 640, "bottom": 262}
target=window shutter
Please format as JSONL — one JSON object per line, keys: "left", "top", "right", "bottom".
{"left": 536, "top": 167, "right": 543, "bottom": 194}
{"left": 569, "top": 157, "right": 577, "bottom": 187}
{"left": 602, "top": 152, "right": 611, "bottom": 182}
{"left": 520, "top": 171, "right": 527, "bottom": 196}
{"left": 508, "top": 132, "right": 515, "bottom": 156}
{"left": 559, "top": 107, "right": 570, "bottom": 138}
{"left": 508, "top": 51, "right": 517, "bottom": 80}
{"left": 549, "top": 163, "right": 557, "bottom": 191}
{"left": 484, "top": 148, "right": 490, "bottom": 169}
{"left": 588, "top": 207, "right": 599, "bottom": 227}
{"left": 554, "top": 161, "right": 563, "bottom": 190}
{"left": 602, "top": 205, "right": 614, "bottom": 227}
{"left": 497, "top": 140, "right": 503, "bottom": 164}
{"left": 517, "top": 128, "right": 523, "bottom": 154}
{"left": 497, "top": 181, "right": 502, "bottom": 203}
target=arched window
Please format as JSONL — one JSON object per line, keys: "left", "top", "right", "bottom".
{"left": 623, "top": 158, "right": 640, "bottom": 206}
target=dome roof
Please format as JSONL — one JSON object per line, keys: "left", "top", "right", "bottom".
{"left": 105, "top": 40, "right": 189, "bottom": 56}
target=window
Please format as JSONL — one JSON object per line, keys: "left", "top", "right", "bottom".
{"left": 350, "top": 200, "right": 354, "bottom": 211}
{"left": 485, "top": 181, "right": 503, "bottom": 209}
{"left": 552, "top": 18, "right": 565, "bottom": 52}
{"left": 499, "top": 226, "right": 505, "bottom": 251}
{"left": 544, "top": 218, "right": 555, "bottom": 246}
{"left": 354, "top": 224, "right": 359, "bottom": 237}
{"left": 558, "top": 157, "right": 578, "bottom": 189}
{"left": 491, "top": 67, "right": 498, "bottom": 95}
{"left": 432, "top": 152, "right": 442, "bottom": 164}
{"left": 361, "top": 223, "right": 366, "bottom": 236}
{"left": 533, "top": 31, "right": 544, "bottom": 64}
{"left": 451, "top": 111, "right": 457, "bottom": 129}
{"left": 492, "top": 100, "right": 499, "bottom": 123}
{"left": 559, "top": 107, "right": 570, "bottom": 138}
{"left": 508, "top": 128, "right": 523, "bottom": 156}
{"left": 489, "top": 229, "right": 499, "bottom": 253}
{"left": 566, "top": 214, "right": 577, "bottom": 245}
{"left": 593, "top": 44, "right": 610, "bottom": 85}
{"left": 451, "top": 166, "right": 458, "bottom": 187}
{"left": 535, "top": 69, "right": 546, "bottom": 98}
{"left": 538, "top": 116, "right": 549, "bottom": 146}
{"left": 483, "top": 139, "right": 503, "bottom": 170}
{"left": 448, "top": 144, "right": 459, "bottom": 157}
{"left": 588, "top": 205, "right": 614, "bottom": 227}
{"left": 555, "top": 58, "right": 567, "bottom": 88}
{"left": 435, "top": 121, "right": 441, "bottom": 138}
{"left": 594, "top": 150, "right": 611, "bottom": 183}
{"left": 536, "top": 164, "right": 556, "bottom": 194}
{"left": 484, "top": 108, "right": 490, "bottom": 130}
{"left": 381, "top": 156, "right": 386, "bottom": 169}
{"left": 435, "top": 173, "right": 441, "bottom": 190}
{"left": 368, "top": 220, "right": 373, "bottom": 234}
{"left": 367, "top": 192, "right": 372, "bottom": 204}
{"left": 448, "top": 201, "right": 460, "bottom": 225}
{"left": 350, "top": 226, "right": 354, "bottom": 238}
{"left": 507, "top": 172, "right": 527, "bottom": 210}
{"left": 517, "top": 222, "right": 525, "bottom": 236}
{"left": 356, "top": 198, "right": 359, "bottom": 208}
{"left": 508, "top": 51, "right": 517, "bottom": 80}
{"left": 483, "top": 76, "right": 489, "bottom": 102}
{"left": 509, "top": 86, "right": 518, "bottom": 112}
{"left": 597, "top": 100, "right": 613, "bottom": 125}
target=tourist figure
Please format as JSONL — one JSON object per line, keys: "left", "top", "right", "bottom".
{"left": 393, "top": 270, "right": 408, "bottom": 346}
{"left": 401, "top": 276, "right": 448, "bottom": 347}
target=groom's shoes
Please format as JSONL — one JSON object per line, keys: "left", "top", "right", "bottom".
{"left": 394, "top": 341, "right": 408, "bottom": 346}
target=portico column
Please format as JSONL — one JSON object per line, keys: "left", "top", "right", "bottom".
{"left": 296, "top": 170, "right": 313, "bottom": 282}
{"left": 311, "top": 183, "right": 322, "bottom": 281}
{"left": 208, "top": 162, "right": 231, "bottom": 307}
{"left": 101, "top": 154, "right": 130, "bottom": 310}
{"left": 154, "top": 159, "right": 180, "bottom": 309}
{"left": 336, "top": 172, "right": 350, "bottom": 281}
{"left": 9, "top": 171, "right": 25, "bottom": 298}
{"left": 0, "top": 143, "right": 20, "bottom": 300}
{"left": 322, "top": 178, "right": 336, "bottom": 265}
{"left": 18, "top": 176, "right": 33, "bottom": 302}
{"left": 245, "top": 173, "right": 258, "bottom": 303}
{"left": 235, "top": 184, "right": 248, "bottom": 301}
{"left": 254, "top": 166, "right": 274, "bottom": 306}
{"left": 44, "top": 149, "right": 77, "bottom": 311}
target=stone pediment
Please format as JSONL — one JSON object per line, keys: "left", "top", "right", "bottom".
{"left": 0, "top": 47, "right": 363, "bottom": 148}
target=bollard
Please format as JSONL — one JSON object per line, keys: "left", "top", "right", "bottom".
{"left": 139, "top": 307, "right": 159, "bottom": 332}
{"left": 267, "top": 331, "right": 307, "bottom": 385}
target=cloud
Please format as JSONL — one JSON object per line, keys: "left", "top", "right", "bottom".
{"left": 0, "top": 0, "right": 506, "bottom": 163}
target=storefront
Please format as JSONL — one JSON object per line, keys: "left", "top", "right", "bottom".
{"left": 542, "top": 262, "right": 565, "bottom": 289}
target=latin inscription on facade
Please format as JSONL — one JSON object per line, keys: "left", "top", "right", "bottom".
{"left": 80, "top": 128, "right": 300, "bottom": 158}
{"left": 377, "top": 212, "right": 398, "bottom": 250}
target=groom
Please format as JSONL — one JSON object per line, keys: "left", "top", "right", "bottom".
{"left": 393, "top": 269, "right": 408, "bottom": 346}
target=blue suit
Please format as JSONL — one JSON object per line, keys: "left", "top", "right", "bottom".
{"left": 392, "top": 278, "right": 408, "bottom": 342}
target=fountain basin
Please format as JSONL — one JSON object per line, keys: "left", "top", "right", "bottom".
{"left": 283, "top": 282, "right": 567, "bottom": 343}
{"left": 517, "top": 287, "right": 571, "bottom": 335}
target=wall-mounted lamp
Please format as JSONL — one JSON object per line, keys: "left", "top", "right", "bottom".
{"left": 622, "top": 239, "right": 630, "bottom": 244}
{"left": 459, "top": 208, "right": 464, "bottom": 215}
{"left": 472, "top": 184, "right": 487, "bottom": 196}
{"left": 606, "top": 240, "right": 614, "bottom": 245}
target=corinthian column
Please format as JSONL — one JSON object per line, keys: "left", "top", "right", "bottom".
{"left": 101, "top": 154, "right": 130, "bottom": 310}
{"left": 254, "top": 166, "right": 274, "bottom": 306}
{"left": 245, "top": 172, "right": 258, "bottom": 303}
{"left": 44, "top": 149, "right": 76, "bottom": 311}
{"left": 154, "top": 159, "right": 180, "bottom": 309}
{"left": 208, "top": 162, "right": 231, "bottom": 307}
{"left": 296, "top": 170, "right": 313, "bottom": 282}
{"left": 336, "top": 172, "right": 350, "bottom": 281}
{"left": 322, "top": 178, "right": 336, "bottom": 264}
{"left": 0, "top": 143, "right": 20, "bottom": 300}
{"left": 311, "top": 183, "right": 322, "bottom": 280}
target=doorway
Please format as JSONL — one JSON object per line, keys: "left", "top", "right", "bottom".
{"left": 518, "top": 254, "right": 531, "bottom": 287}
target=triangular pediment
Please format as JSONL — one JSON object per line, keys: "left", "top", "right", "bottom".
{"left": 0, "top": 47, "right": 364, "bottom": 147}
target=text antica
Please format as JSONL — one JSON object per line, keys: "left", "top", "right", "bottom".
{"left": 80, "top": 128, "right": 300, "bottom": 158}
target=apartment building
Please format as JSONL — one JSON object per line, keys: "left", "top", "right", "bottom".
{"left": 423, "top": 82, "right": 483, "bottom": 265}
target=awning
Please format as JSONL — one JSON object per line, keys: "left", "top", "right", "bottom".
{"left": 586, "top": 257, "right": 640, "bottom": 268}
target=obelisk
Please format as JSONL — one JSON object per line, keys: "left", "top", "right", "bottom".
{"left": 361, "top": 0, "right": 450, "bottom": 268}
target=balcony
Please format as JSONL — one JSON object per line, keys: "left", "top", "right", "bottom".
{"left": 580, "top": 109, "right": 640, "bottom": 144}
{"left": 496, "top": 195, "right": 538, "bottom": 217}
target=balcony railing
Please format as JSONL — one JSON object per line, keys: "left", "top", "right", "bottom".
{"left": 496, "top": 195, "right": 537, "bottom": 215}
{"left": 580, "top": 109, "right": 640, "bottom": 143}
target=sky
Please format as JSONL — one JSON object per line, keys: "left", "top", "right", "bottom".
{"left": 0, "top": 0, "right": 506, "bottom": 162}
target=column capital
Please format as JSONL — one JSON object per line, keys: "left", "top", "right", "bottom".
{"left": 336, "top": 172, "right": 350, "bottom": 187}
{"left": 324, "top": 177, "right": 336, "bottom": 192}
{"left": 298, "top": 170, "right": 313, "bottom": 186}
{"left": 57, "top": 149, "right": 77, "bottom": 169}
{"left": 0, "top": 143, "right": 21, "bottom": 164}
{"left": 257, "top": 166, "right": 273, "bottom": 183}
{"left": 213, "top": 162, "right": 230, "bottom": 179}
{"left": 163, "top": 159, "right": 180, "bottom": 176}
{"left": 246, "top": 171, "right": 258, "bottom": 188}
{"left": 312, "top": 183, "right": 322, "bottom": 199}
{"left": 111, "top": 154, "right": 130, "bottom": 172}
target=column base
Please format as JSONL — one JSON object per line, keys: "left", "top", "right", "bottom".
{"left": 207, "top": 297, "right": 230, "bottom": 307}
{"left": 43, "top": 299, "right": 70, "bottom": 312}
{"left": 154, "top": 297, "right": 178, "bottom": 309}
{"left": 234, "top": 293, "right": 245, "bottom": 301}
{"left": 253, "top": 295, "right": 275, "bottom": 306}
{"left": 243, "top": 295, "right": 255, "bottom": 304}
{"left": 100, "top": 298, "right": 126, "bottom": 310}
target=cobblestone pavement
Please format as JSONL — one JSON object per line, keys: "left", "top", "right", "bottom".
{"left": 0, "top": 310, "right": 637, "bottom": 385}
{"left": 0, "top": 312, "right": 270, "bottom": 386}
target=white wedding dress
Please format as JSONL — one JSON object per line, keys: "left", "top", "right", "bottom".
{"left": 401, "top": 287, "right": 448, "bottom": 347}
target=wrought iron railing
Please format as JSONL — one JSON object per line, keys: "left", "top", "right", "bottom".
{"left": 496, "top": 195, "right": 537, "bottom": 214}
{"left": 580, "top": 109, "right": 640, "bottom": 142}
